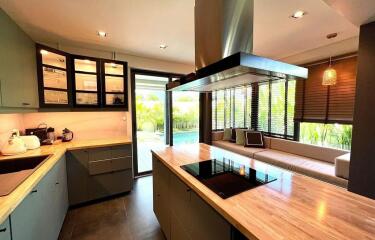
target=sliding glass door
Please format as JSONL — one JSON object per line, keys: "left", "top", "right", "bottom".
{"left": 133, "top": 73, "right": 169, "bottom": 175}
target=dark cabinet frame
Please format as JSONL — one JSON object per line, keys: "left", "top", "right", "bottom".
{"left": 71, "top": 55, "right": 102, "bottom": 108}
{"left": 35, "top": 44, "right": 128, "bottom": 111}
{"left": 36, "top": 44, "right": 73, "bottom": 108}
{"left": 101, "top": 59, "right": 128, "bottom": 108}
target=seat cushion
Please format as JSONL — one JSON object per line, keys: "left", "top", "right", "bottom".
{"left": 335, "top": 153, "right": 350, "bottom": 179}
{"left": 212, "top": 140, "right": 266, "bottom": 158}
{"left": 254, "top": 149, "right": 348, "bottom": 188}
{"left": 270, "top": 138, "right": 348, "bottom": 164}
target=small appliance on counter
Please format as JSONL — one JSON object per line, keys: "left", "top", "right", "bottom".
{"left": 26, "top": 123, "right": 55, "bottom": 145}
{"left": 62, "top": 128, "right": 73, "bottom": 142}
{"left": 1, "top": 129, "right": 27, "bottom": 156}
{"left": 19, "top": 135, "right": 41, "bottom": 150}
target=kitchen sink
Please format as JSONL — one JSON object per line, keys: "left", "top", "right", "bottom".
{"left": 0, "top": 155, "right": 52, "bottom": 196}
{"left": 0, "top": 155, "right": 50, "bottom": 174}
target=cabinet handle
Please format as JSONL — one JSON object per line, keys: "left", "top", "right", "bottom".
{"left": 0, "top": 228, "right": 6, "bottom": 232}
{"left": 56, "top": 182, "right": 60, "bottom": 185}
{"left": 31, "top": 189, "right": 38, "bottom": 194}
{"left": 186, "top": 188, "right": 191, "bottom": 192}
{"left": 22, "top": 102, "right": 31, "bottom": 106}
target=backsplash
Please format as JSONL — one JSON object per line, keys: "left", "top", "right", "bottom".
{"left": 0, "top": 112, "right": 128, "bottom": 148}
{"left": 0, "top": 114, "right": 24, "bottom": 147}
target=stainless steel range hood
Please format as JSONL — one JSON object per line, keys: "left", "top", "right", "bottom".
{"left": 167, "top": 0, "right": 308, "bottom": 92}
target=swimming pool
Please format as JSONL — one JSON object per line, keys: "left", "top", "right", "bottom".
{"left": 172, "top": 131, "right": 199, "bottom": 144}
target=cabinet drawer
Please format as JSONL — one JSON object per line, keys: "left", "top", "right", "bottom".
{"left": 0, "top": 217, "right": 11, "bottom": 240}
{"left": 112, "top": 157, "right": 132, "bottom": 171}
{"left": 88, "top": 169, "right": 133, "bottom": 200}
{"left": 111, "top": 145, "right": 132, "bottom": 158}
{"left": 89, "top": 159, "right": 112, "bottom": 175}
{"left": 88, "top": 147, "right": 112, "bottom": 161}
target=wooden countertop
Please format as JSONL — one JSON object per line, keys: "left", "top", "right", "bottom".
{"left": 152, "top": 143, "right": 375, "bottom": 240}
{"left": 0, "top": 137, "right": 132, "bottom": 224}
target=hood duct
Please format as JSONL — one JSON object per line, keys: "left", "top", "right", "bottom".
{"left": 167, "top": 0, "right": 308, "bottom": 92}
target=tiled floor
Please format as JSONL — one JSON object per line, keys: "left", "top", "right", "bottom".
{"left": 59, "top": 176, "right": 165, "bottom": 240}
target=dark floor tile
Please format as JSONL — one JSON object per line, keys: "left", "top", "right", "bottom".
{"left": 59, "top": 176, "right": 165, "bottom": 240}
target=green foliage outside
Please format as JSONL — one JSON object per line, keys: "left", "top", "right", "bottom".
{"left": 299, "top": 123, "right": 352, "bottom": 150}
{"left": 136, "top": 91, "right": 199, "bottom": 133}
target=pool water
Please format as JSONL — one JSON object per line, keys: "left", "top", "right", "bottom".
{"left": 173, "top": 131, "right": 199, "bottom": 145}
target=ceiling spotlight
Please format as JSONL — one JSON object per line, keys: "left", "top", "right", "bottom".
{"left": 40, "top": 49, "right": 49, "bottom": 55}
{"left": 159, "top": 44, "right": 168, "bottom": 50}
{"left": 97, "top": 31, "right": 107, "bottom": 37}
{"left": 291, "top": 10, "right": 306, "bottom": 19}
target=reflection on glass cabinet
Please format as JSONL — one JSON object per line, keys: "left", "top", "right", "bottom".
{"left": 37, "top": 45, "right": 70, "bottom": 106}
{"left": 102, "top": 61, "right": 127, "bottom": 107}
{"left": 73, "top": 57, "right": 100, "bottom": 106}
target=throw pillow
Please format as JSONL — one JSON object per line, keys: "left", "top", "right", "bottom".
{"left": 223, "top": 128, "right": 232, "bottom": 141}
{"left": 244, "top": 131, "right": 265, "bottom": 148}
{"left": 235, "top": 129, "right": 246, "bottom": 145}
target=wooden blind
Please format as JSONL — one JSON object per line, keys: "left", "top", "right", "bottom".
{"left": 295, "top": 55, "right": 357, "bottom": 123}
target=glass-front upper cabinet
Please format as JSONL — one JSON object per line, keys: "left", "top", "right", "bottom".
{"left": 72, "top": 56, "right": 101, "bottom": 107}
{"left": 36, "top": 45, "right": 71, "bottom": 107}
{"left": 101, "top": 60, "right": 128, "bottom": 108}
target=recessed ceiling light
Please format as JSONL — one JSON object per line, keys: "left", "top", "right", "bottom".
{"left": 159, "top": 44, "right": 168, "bottom": 50}
{"left": 326, "top": 32, "right": 338, "bottom": 39}
{"left": 40, "top": 49, "right": 49, "bottom": 55}
{"left": 291, "top": 10, "right": 306, "bottom": 19}
{"left": 97, "top": 31, "right": 107, "bottom": 37}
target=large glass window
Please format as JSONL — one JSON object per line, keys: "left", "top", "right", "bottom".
{"left": 212, "top": 86, "right": 252, "bottom": 130}
{"left": 212, "top": 80, "right": 296, "bottom": 139}
{"left": 299, "top": 122, "right": 352, "bottom": 150}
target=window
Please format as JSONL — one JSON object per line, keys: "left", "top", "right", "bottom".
{"left": 299, "top": 122, "right": 352, "bottom": 150}
{"left": 212, "top": 86, "right": 252, "bottom": 130}
{"left": 212, "top": 80, "right": 296, "bottom": 139}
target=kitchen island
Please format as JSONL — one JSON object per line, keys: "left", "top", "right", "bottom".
{"left": 152, "top": 143, "right": 375, "bottom": 240}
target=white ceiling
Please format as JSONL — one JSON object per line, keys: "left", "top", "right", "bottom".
{"left": 0, "top": 0, "right": 373, "bottom": 65}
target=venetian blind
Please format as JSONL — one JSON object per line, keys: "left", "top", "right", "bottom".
{"left": 295, "top": 56, "right": 357, "bottom": 123}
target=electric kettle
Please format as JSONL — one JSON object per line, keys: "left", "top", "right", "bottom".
{"left": 62, "top": 128, "right": 74, "bottom": 142}
{"left": 1, "top": 129, "right": 27, "bottom": 155}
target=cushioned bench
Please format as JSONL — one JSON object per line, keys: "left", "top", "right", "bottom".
{"left": 212, "top": 131, "right": 349, "bottom": 188}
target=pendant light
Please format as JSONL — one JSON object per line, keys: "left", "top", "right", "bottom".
{"left": 322, "top": 57, "right": 337, "bottom": 86}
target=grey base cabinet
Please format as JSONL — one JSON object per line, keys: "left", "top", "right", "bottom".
{"left": 0, "top": 218, "right": 11, "bottom": 240}
{"left": 153, "top": 156, "right": 232, "bottom": 240}
{"left": 11, "top": 155, "right": 68, "bottom": 240}
{"left": 67, "top": 144, "right": 133, "bottom": 205}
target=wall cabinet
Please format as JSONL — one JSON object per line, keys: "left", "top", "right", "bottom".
{"left": 36, "top": 44, "right": 128, "bottom": 110}
{"left": 36, "top": 45, "right": 71, "bottom": 107}
{"left": 66, "top": 144, "right": 133, "bottom": 205}
{"left": 10, "top": 155, "right": 68, "bottom": 240}
{"left": 0, "top": 217, "right": 11, "bottom": 240}
{"left": 0, "top": 9, "right": 39, "bottom": 109}
{"left": 153, "top": 156, "right": 234, "bottom": 240}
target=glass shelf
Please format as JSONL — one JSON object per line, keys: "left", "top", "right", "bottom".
{"left": 38, "top": 46, "right": 70, "bottom": 106}
{"left": 76, "top": 92, "right": 98, "bottom": 105}
{"left": 74, "top": 59, "right": 97, "bottom": 73}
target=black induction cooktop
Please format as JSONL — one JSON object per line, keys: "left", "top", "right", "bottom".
{"left": 181, "top": 159, "right": 277, "bottom": 199}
